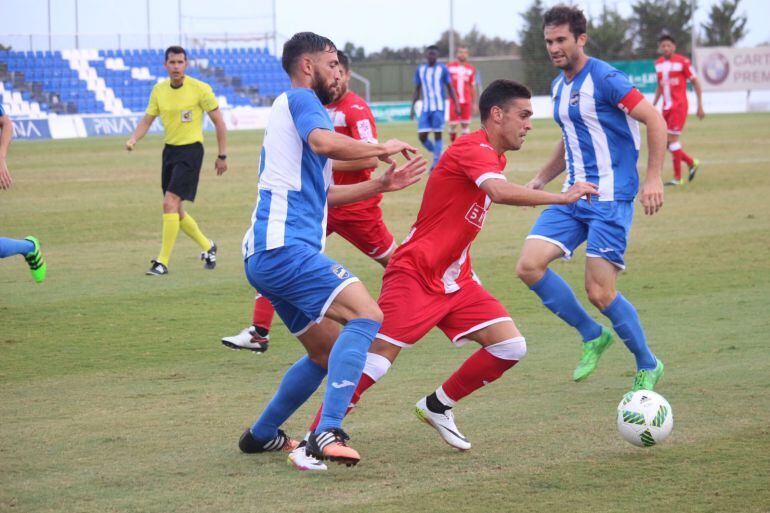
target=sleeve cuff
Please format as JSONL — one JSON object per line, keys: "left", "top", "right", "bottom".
{"left": 475, "top": 172, "right": 507, "bottom": 187}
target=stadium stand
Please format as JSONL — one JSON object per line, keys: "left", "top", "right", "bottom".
{"left": 0, "top": 47, "right": 291, "bottom": 116}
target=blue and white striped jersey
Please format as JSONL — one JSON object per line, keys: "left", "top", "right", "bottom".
{"left": 414, "top": 63, "right": 451, "bottom": 113}
{"left": 552, "top": 58, "right": 642, "bottom": 202}
{"left": 243, "top": 88, "right": 334, "bottom": 258}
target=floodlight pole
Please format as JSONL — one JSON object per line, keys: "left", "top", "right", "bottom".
{"left": 47, "top": 0, "right": 52, "bottom": 51}
{"left": 690, "top": 0, "right": 697, "bottom": 65}
{"left": 75, "top": 0, "right": 79, "bottom": 49}
{"left": 272, "top": 0, "right": 278, "bottom": 56}
{"left": 146, "top": 0, "right": 151, "bottom": 49}
{"left": 178, "top": 0, "right": 183, "bottom": 45}
{"left": 449, "top": 0, "right": 455, "bottom": 59}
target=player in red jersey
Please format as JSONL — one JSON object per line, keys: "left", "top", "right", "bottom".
{"left": 447, "top": 46, "right": 480, "bottom": 143}
{"left": 286, "top": 80, "right": 598, "bottom": 470}
{"left": 653, "top": 34, "right": 704, "bottom": 186}
{"left": 221, "top": 51, "right": 397, "bottom": 352}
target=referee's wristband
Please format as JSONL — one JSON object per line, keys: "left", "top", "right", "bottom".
{"left": 217, "top": 154, "right": 227, "bottom": 160}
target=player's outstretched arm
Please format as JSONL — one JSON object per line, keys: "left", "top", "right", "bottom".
{"left": 0, "top": 114, "right": 13, "bottom": 190}
{"left": 628, "top": 99, "right": 666, "bottom": 215}
{"left": 307, "top": 129, "right": 417, "bottom": 164}
{"left": 327, "top": 155, "right": 426, "bottom": 207}
{"left": 528, "top": 140, "right": 566, "bottom": 190}
{"left": 481, "top": 178, "right": 598, "bottom": 207}
{"left": 331, "top": 157, "right": 379, "bottom": 172}
{"left": 125, "top": 114, "right": 157, "bottom": 151}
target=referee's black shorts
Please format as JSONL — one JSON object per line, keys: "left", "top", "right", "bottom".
{"left": 161, "top": 142, "right": 204, "bottom": 201}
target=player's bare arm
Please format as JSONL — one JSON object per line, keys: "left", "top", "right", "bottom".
{"left": 410, "top": 85, "right": 421, "bottom": 120}
{"left": 628, "top": 99, "right": 666, "bottom": 215}
{"left": 652, "top": 84, "right": 662, "bottom": 107}
{"left": 691, "top": 76, "right": 705, "bottom": 119}
{"left": 448, "top": 84, "right": 461, "bottom": 116}
{"left": 331, "top": 157, "right": 379, "bottom": 172}
{"left": 481, "top": 178, "right": 598, "bottom": 206}
{"left": 0, "top": 114, "right": 13, "bottom": 189}
{"left": 125, "top": 114, "right": 157, "bottom": 151}
{"left": 327, "top": 155, "right": 426, "bottom": 207}
{"left": 528, "top": 139, "right": 567, "bottom": 189}
{"left": 307, "top": 129, "right": 416, "bottom": 163}
{"left": 207, "top": 108, "right": 228, "bottom": 175}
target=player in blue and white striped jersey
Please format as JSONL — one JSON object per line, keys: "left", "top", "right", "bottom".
{"left": 516, "top": 6, "right": 668, "bottom": 393}
{"left": 410, "top": 45, "right": 460, "bottom": 169}
{"left": 238, "top": 32, "right": 425, "bottom": 467}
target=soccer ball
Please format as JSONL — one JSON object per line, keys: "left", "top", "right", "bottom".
{"left": 616, "top": 390, "right": 673, "bottom": 447}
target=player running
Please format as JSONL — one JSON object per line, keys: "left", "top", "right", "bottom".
{"left": 653, "top": 34, "right": 704, "bottom": 186}
{"left": 447, "top": 46, "right": 480, "bottom": 143}
{"left": 221, "top": 51, "right": 397, "bottom": 353}
{"left": 238, "top": 32, "right": 425, "bottom": 468}
{"left": 288, "top": 79, "right": 598, "bottom": 470}
{"left": 515, "top": 5, "right": 667, "bottom": 392}
{"left": 411, "top": 45, "right": 460, "bottom": 169}
{"left": 0, "top": 105, "right": 46, "bottom": 283}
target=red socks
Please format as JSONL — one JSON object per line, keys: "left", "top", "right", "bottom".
{"left": 440, "top": 347, "right": 519, "bottom": 402}
{"left": 252, "top": 294, "right": 275, "bottom": 331}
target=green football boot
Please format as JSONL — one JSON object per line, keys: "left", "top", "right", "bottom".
{"left": 631, "top": 359, "right": 665, "bottom": 391}
{"left": 688, "top": 159, "right": 699, "bottom": 182}
{"left": 573, "top": 327, "right": 614, "bottom": 382}
{"left": 23, "top": 236, "right": 46, "bottom": 283}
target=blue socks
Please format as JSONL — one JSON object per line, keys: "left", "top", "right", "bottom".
{"left": 315, "top": 318, "right": 381, "bottom": 433}
{"left": 530, "top": 269, "right": 603, "bottom": 342}
{"left": 420, "top": 137, "right": 435, "bottom": 153}
{"left": 250, "top": 356, "right": 326, "bottom": 442}
{"left": 432, "top": 139, "right": 443, "bottom": 168}
{"left": 0, "top": 237, "right": 34, "bottom": 259}
{"left": 601, "top": 294, "right": 657, "bottom": 371}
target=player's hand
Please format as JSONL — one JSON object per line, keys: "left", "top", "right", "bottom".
{"left": 379, "top": 139, "right": 418, "bottom": 164}
{"left": 0, "top": 159, "right": 12, "bottom": 189}
{"left": 640, "top": 176, "right": 664, "bottom": 215}
{"left": 526, "top": 178, "right": 546, "bottom": 190}
{"left": 378, "top": 155, "right": 427, "bottom": 192}
{"left": 215, "top": 157, "right": 228, "bottom": 175}
{"left": 562, "top": 181, "right": 599, "bottom": 204}
{"left": 125, "top": 137, "right": 137, "bottom": 151}
{"left": 696, "top": 106, "right": 705, "bottom": 120}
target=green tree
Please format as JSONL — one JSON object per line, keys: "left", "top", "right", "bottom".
{"left": 519, "top": 0, "right": 555, "bottom": 95}
{"left": 586, "top": 5, "right": 634, "bottom": 61}
{"left": 342, "top": 42, "right": 366, "bottom": 61}
{"left": 700, "top": 0, "right": 747, "bottom": 46}
{"left": 435, "top": 27, "right": 519, "bottom": 58}
{"left": 631, "top": 0, "right": 694, "bottom": 57}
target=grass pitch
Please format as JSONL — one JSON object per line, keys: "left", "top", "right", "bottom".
{"left": 1, "top": 113, "right": 769, "bottom": 513}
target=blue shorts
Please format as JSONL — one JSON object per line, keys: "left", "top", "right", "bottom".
{"left": 417, "top": 110, "right": 445, "bottom": 133}
{"left": 244, "top": 245, "right": 359, "bottom": 335}
{"left": 527, "top": 200, "right": 634, "bottom": 269}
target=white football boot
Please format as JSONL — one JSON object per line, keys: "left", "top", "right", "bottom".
{"left": 288, "top": 442, "right": 328, "bottom": 471}
{"left": 221, "top": 326, "right": 269, "bottom": 353}
{"left": 414, "top": 396, "right": 471, "bottom": 451}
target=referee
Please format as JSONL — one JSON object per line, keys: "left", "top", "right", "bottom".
{"left": 126, "top": 45, "right": 228, "bottom": 276}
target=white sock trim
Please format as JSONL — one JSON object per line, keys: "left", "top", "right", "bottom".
{"left": 435, "top": 386, "right": 457, "bottom": 407}
{"left": 363, "top": 352, "right": 391, "bottom": 382}
{"left": 484, "top": 337, "right": 527, "bottom": 361}
{"left": 668, "top": 142, "right": 682, "bottom": 152}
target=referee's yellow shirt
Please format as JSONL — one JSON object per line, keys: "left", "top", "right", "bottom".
{"left": 146, "top": 76, "right": 219, "bottom": 146}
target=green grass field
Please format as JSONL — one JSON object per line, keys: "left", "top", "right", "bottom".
{"left": 1, "top": 113, "right": 769, "bottom": 513}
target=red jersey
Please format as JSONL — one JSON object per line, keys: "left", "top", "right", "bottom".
{"left": 388, "top": 129, "right": 507, "bottom": 294}
{"left": 446, "top": 61, "right": 477, "bottom": 105}
{"left": 326, "top": 91, "right": 380, "bottom": 210}
{"left": 655, "top": 53, "right": 696, "bottom": 111}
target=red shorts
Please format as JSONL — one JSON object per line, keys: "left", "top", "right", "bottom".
{"left": 663, "top": 107, "right": 687, "bottom": 134}
{"left": 327, "top": 206, "right": 395, "bottom": 260}
{"left": 449, "top": 101, "right": 472, "bottom": 123}
{"left": 377, "top": 269, "right": 512, "bottom": 347}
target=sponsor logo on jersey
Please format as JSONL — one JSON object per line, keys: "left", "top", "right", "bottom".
{"left": 331, "top": 264, "right": 350, "bottom": 280}
{"left": 181, "top": 110, "right": 193, "bottom": 122}
{"left": 465, "top": 202, "right": 487, "bottom": 229}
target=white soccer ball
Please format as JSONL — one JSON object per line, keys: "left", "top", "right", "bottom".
{"left": 616, "top": 390, "right": 673, "bottom": 447}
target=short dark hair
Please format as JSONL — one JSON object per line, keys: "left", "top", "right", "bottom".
{"left": 480, "top": 80, "right": 532, "bottom": 122}
{"left": 658, "top": 34, "right": 676, "bottom": 44}
{"left": 337, "top": 50, "right": 350, "bottom": 71}
{"left": 426, "top": 45, "right": 439, "bottom": 52}
{"left": 542, "top": 5, "right": 587, "bottom": 39}
{"left": 282, "top": 32, "right": 337, "bottom": 74}
{"left": 165, "top": 45, "right": 187, "bottom": 61}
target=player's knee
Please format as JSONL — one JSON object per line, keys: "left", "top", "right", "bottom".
{"left": 485, "top": 337, "right": 527, "bottom": 361}
{"left": 307, "top": 351, "right": 329, "bottom": 369}
{"left": 515, "top": 257, "right": 544, "bottom": 284}
{"left": 350, "top": 301, "right": 383, "bottom": 325}
{"left": 586, "top": 284, "right": 615, "bottom": 310}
